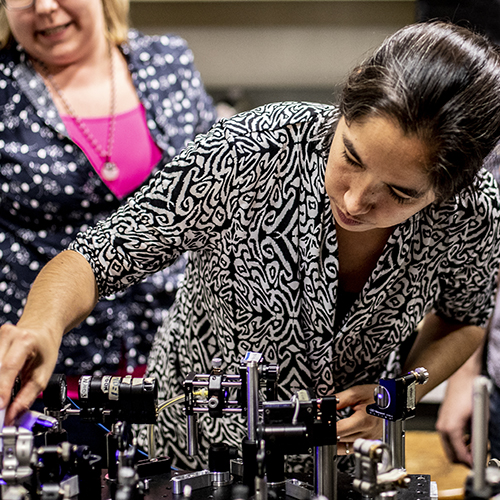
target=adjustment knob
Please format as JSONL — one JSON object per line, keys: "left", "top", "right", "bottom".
{"left": 43, "top": 373, "right": 68, "bottom": 410}
{"left": 373, "top": 385, "right": 391, "bottom": 409}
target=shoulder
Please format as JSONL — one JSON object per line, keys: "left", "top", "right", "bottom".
{"left": 425, "top": 169, "right": 500, "bottom": 237}
{"left": 474, "top": 168, "right": 500, "bottom": 204}
{"left": 122, "top": 29, "right": 193, "bottom": 66}
{"left": 0, "top": 44, "right": 30, "bottom": 103}
{"left": 454, "top": 169, "right": 500, "bottom": 216}
{"left": 223, "top": 101, "right": 340, "bottom": 137}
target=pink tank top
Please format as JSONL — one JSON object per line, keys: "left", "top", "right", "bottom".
{"left": 62, "top": 104, "right": 163, "bottom": 199}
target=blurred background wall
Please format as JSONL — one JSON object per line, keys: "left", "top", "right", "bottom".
{"left": 129, "top": 0, "right": 415, "bottom": 109}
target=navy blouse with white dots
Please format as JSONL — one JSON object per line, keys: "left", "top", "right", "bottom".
{"left": 0, "top": 30, "right": 216, "bottom": 376}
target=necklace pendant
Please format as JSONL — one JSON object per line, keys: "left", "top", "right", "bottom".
{"left": 101, "top": 162, "right": 119, "bottom": 181}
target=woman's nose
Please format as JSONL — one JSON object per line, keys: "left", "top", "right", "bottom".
{"left": 344, "top": 180, "right": 375, "bottom": 215}
{"left": 34, "top": 0, "right": 59, "bottom": 14}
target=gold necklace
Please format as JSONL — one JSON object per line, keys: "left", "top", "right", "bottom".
{"left": 39, "top": 42, "right": 119, "bottom": 182}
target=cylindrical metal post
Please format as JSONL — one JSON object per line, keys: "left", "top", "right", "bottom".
{"left": 187, "top": 413, "right": 199, "bottom": 457}
{"left": 472, "top": 375, "right": 492, "bottom": 496}
{"left": 383, "top": 419, "right": 405, "bottom": 470}
{"left": 147, "top": 424, "right": 156, "bottom": 459}
{"left": 246, "top": 361, "right": 259, "bottom": 441}
{"left": 314, "top": 444, "right": 337, "bottom": 500}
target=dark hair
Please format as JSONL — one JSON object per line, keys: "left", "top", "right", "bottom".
{"left": 339, "top": 21, "right": 500, "bottom": 201}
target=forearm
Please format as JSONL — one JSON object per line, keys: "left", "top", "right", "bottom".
{"left": 448, "top": 340, "right": 484, "bottom": 384}
{"left": 0, "top": 249, "right": 99, "bottom": 419}
{"left": 18, "top": 250, "right": 99, "bottom": 336}
{"left": 403, "top": 312, "right": 486, "bottom": 401}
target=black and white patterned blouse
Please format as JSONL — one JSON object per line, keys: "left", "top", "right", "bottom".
{"left": 70, "top": 101, "right": 500, "bottom": 465}
{"left": 0, "top": 31, "right": 216, "bottom": 375}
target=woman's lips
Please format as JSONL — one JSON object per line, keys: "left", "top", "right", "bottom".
{"left": 336, "top": 206, "right": 364, "bottom": 226}
{"left": 37, "top": 22, "right": 71, "bottom": 37}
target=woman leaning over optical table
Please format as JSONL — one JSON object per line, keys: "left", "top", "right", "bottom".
{"left": 0, "top": 21, "right": 500, "bottom": 468}
{"left": 0, "top": 0, "right": 216, "bottom": 389}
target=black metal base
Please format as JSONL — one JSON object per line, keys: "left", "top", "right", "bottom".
{"left": 99, "top": 470, "right": 433, "bottom": 500}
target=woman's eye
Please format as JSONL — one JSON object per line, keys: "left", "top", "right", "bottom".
{"left": 389, "top": 189, "right": 412, "bottom": 205}
{"left": 342, "top": 150, "right": 360, "bottom": 167}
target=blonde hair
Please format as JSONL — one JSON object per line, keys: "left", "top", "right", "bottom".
{"left": 0, "top": 0, "right": 130, "bottom": 49}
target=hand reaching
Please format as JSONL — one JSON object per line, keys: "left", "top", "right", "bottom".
{"left": 335, "top": 384, "right": 383, "bottom": 455}
{"left": 436, "top": 376, "right": 473, "bottom": 467}
{"left": 0, "top": 322, "right": 61, "bottom": 425}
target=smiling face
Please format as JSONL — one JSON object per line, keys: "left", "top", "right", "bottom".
{"left": 5, "top": 0, "right": 107, "bottom": 69}
{"left": 325, "top": 115, "right": 436, "bottom": 233}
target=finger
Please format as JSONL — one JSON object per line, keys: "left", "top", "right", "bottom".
{"left": 448, "top": 435, "right": 472, "bottom": 467}
{"left": 439, "top": 431, "right": 472, "bottom": 467}
{"left": 454, "top": 446, "right": 472, "bottom": 467}
{"left": 5, "top": 379, "right": 44, "bottom": 425}
{"left": 335, "top": 387, "right": 362, "bottom": 410}
{"left": 439, "top": 433, "right": 459, "bottom": 463}
{"left": 336, "top": 385, "right": 377, "bottom": 411}
{"left": 338, "top": 441, "right": 354, "bottom": 456}
{"left": 0, "top": 324, "right": 30, "bottom": 409}
{"left": 337, "top": 410, "right": 383, "bottom": 441}
{"left": 337, "top": 411, "right": 365, "bottom": 437}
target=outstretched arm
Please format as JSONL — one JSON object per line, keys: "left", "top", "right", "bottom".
{"left": 0, "top": 250, "right": 98, "bottom": 424}
{"left": 403, "top": 312, "right": 485, "bottom": 401}
{"left": 336, "top": 312, "right": 485, "bottom": 453}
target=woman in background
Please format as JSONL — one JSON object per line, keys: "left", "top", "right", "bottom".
{"left": 0, "top": 0, "right": 216, "bottom": 392}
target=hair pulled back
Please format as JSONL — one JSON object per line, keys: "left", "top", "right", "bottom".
{"left": 339, "top": 21, "right": 500, "bottom": 201}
